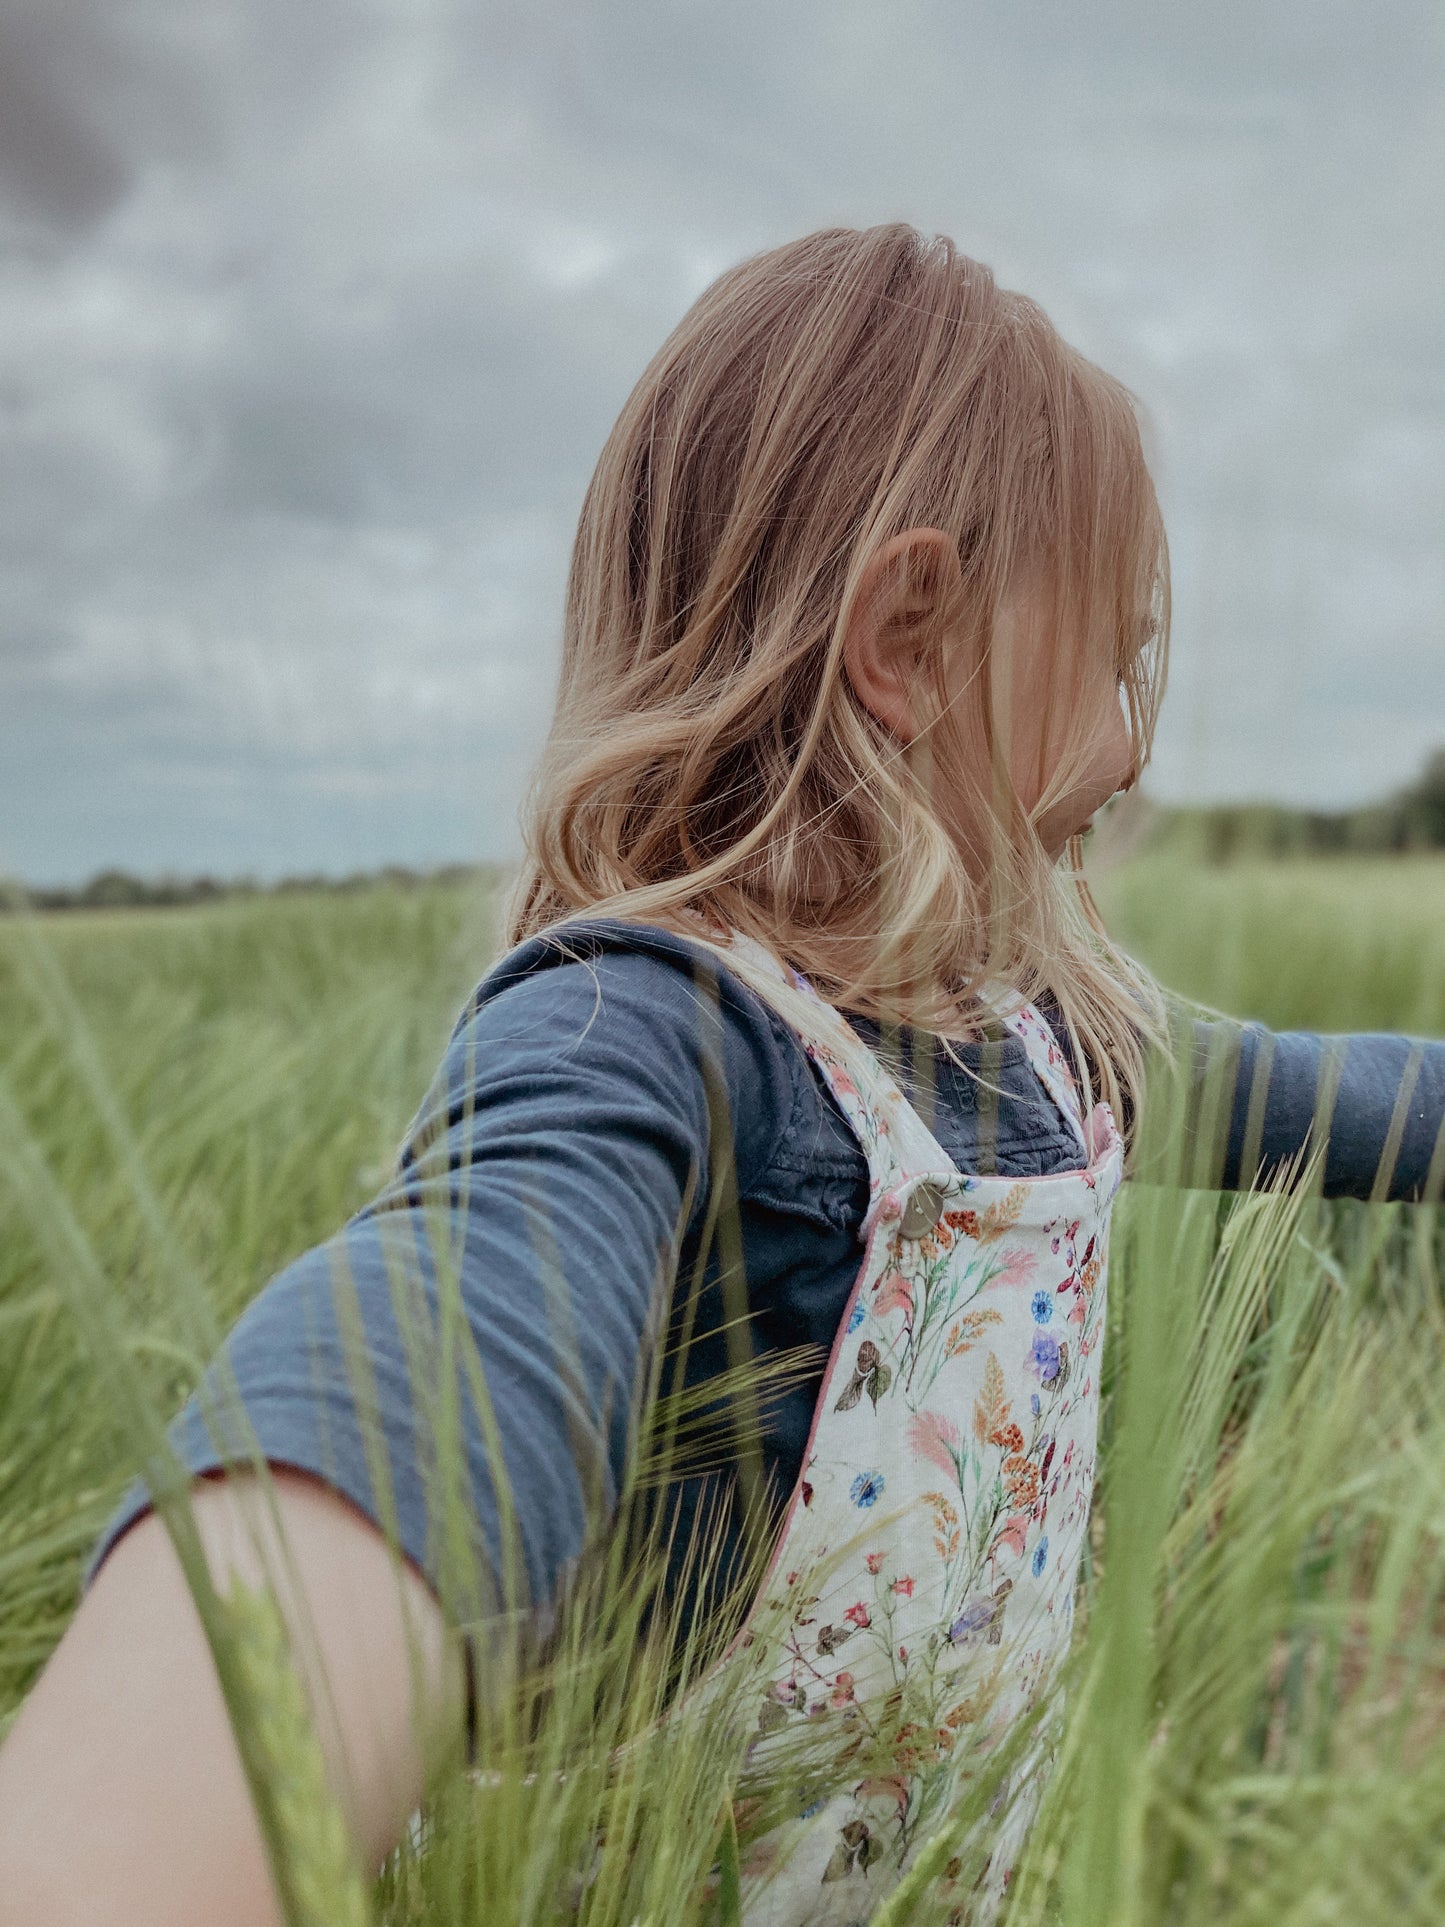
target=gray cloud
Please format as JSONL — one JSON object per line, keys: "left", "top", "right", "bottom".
{"left": 0, "top": 35, "right": 123, "bottom": 227}
{"left": 0, "top": 0, "right": 1441, "bottom": 881}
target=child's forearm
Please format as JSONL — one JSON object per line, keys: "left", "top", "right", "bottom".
{"left": 1192, "top": 1022, "right": 1445, "bottom": 1200}
{"left": 0, "top": 1467, "right": 465, "bottom": 1927}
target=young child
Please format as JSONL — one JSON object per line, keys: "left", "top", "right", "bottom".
{"left": 2, "top": 223, "right": 1443, "bottom": 1927}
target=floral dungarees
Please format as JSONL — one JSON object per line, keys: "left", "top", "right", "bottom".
{"left": 687, "top": 930, "right": 1125, "bottom": 1925}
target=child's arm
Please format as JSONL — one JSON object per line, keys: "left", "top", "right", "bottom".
{"left": 77, "top": 931, "right": 790, "bottom": 1635}
{"left": 1193, "top": 1022, "right": 1445, "bottom": 1199}
{"left": 4, "top": 929, "right": 788, "bottom": 1921}
{"left": 0, "top": 1466, "right": 461, "bottom": 1927}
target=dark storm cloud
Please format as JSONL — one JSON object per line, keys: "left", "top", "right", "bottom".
{"left": 0, "top": 0, "right": 218, "bottom": 228}
{"left": 0, "top": 0, "right": 1441, "bottom": 881}
{"left": 0, "top": 26, "right": 125, "bottom": 227}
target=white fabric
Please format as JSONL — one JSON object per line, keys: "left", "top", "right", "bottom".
{"left": 682, "top": 928, "right": 1124, "bottom": 1925}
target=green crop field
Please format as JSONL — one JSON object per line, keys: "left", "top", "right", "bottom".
{"left": 1095, "top": 852, "right": 1445, "bottom": 1038}
{"left": 1, "top": 857, "right": 1444, "bottom": 1924}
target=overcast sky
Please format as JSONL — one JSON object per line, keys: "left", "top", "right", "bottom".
{"left": 1, "top": 0, "right": 1441, "bottom": 883}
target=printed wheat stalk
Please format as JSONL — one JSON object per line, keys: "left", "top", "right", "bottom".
{"left": 220, "top": 1574, "right": 373, "bottom": 1927}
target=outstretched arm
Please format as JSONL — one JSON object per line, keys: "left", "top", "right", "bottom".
{"left": 1, "top": 929, "right": 776, "bottom": 1925}
{"left": 1194, "top": 1022, "right": 1445, "bottom": 1201}
{"left": 0, "top": 1467, "right": 462, "bottom": 1927}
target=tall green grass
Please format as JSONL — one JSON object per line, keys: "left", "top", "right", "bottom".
{"left": 0, "top": 883, "right": 493, "bottom": 1714}
{"left": 1, "top": 857, "right": 1443, "bottom": 1923}
{"left": 1095, "top": 852, "right": 1445, "bottom": 1036}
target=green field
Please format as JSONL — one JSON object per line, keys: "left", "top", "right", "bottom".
{"left": 0, "top": 882, "right": 496, "bottom": 1703}
{"left": 1096, "top": 852, "right": 1445, "bottom": 1036}
{"left": 2, "top": 858, "right": 1444, "bottom": 1924}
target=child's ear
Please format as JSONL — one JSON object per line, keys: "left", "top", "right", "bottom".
{"left": 841, "top": 528, "right": 964, "bottom": 744}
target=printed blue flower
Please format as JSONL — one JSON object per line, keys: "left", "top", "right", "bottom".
{"left": 1027, "top": 1331, "right": 1061, "bottom": 1382}
{"left": 1030, "top": 1290, "right": 1052, "bottom": 1324}
{"left": 1032, "top": 1536, "right": 1049, "bottom": 1578}
{"left": 1030, "top": 1392, "right": 1041, "bottom": 1416}
{"left": 850, "top": 1470, "right": 885, "bottom": 1508}
{"left": 846, "top": 1301, "right": 866, "bottom": 1333}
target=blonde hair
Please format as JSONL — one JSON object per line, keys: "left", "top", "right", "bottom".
{"left": 508, "top": 223, "right": 1170, "bottom": 1129}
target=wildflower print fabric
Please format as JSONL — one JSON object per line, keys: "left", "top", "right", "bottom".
{"left": 685, "top": 931, "right": 1125, "bottom": 1926}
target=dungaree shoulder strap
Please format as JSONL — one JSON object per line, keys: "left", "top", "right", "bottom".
{"left": 720, "top": 930, "right": 955, "bottom": 1196}
{"left": 686, "top": 925, "right": 1092, "bottom": 1217}
{"left": 981, "top": 992, "right": 1092, "bottom": 1160}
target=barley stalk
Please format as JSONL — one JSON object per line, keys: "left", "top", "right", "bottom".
{"left": 221, "top": 1575, "right": 373, "bottom": 1927}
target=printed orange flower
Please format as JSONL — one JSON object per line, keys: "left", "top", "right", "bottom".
{"left": 1003, "top": 1455, "right": 1040, "bottom": 1508}
{"left": 989, "top": 1420, "right": 1025, "bottom": 1454}
{"left": 944, "top": 1208, "right": 980, "bottom": 1238}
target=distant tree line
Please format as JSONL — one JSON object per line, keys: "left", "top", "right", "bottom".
{"left": 0, "top": 861, "right": 492, "bottom": 915}
{"left": 4, "top": 750, "right": 1444, "bottom": 914}
{"left": 1168, "top": 747, "right": 1445, "bottom": 863}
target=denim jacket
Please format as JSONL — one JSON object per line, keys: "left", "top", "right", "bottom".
{"left": 84, "top": 920, "right": 1445, "bottom": 1648}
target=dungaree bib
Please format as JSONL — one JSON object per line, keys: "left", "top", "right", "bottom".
{"left": 686, "top": 930, "right": 1125, "bottom": 1925}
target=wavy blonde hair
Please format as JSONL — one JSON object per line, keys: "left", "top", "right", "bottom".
{"left": 508, "top": 223, "right": 1170, "bottom": 1129}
